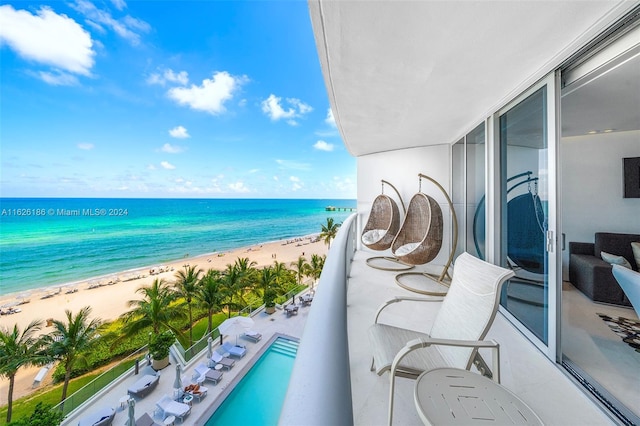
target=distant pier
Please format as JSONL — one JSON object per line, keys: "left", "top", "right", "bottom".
{"left": 325, "top": 206, "right": 356, "bottom": 212}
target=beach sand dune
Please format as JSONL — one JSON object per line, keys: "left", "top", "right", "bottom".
{"left": 0, "top": 235, "right": 326, "bottom": 406}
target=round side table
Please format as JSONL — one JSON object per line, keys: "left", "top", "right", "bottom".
{"left": 163, "top": 415, "right": 176, "bottom": 426}
{"left": 414, "top": 368, "right": 542, "bottom": 425}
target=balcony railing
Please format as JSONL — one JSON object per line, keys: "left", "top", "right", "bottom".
{"left": 53, "top": 345, "right": 149, "bottom": 417}
{"left": 280, "top": 213, "right": 357, "bottom": 426}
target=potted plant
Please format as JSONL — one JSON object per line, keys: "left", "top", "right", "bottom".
{"left": 149, "top": 330, "right": 174, "bottom": 370}
{"left": 264, "top": 289, "right": 277, "bottom": 314}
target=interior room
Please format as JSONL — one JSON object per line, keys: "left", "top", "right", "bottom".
{"left": 559, "top": 25, "right": 640, "bottom": 422}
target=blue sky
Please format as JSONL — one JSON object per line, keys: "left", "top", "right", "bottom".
{"left": 0, "top": 0, "right": 356, "bottom": 199}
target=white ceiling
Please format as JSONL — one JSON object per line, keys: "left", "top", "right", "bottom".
{"left": 309, "top": 1, "right": 638, "bottom": 157}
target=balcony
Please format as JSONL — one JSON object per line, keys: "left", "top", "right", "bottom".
{"left": 282, "top": 213, "right": 617, "bottom": 425}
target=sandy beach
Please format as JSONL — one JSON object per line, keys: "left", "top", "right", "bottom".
{"left": 0, "top": 234, "right": 327, "bottom": 405}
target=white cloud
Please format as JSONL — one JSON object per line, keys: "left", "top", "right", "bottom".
{"left": 160, "top": 161, "right": 175, "bottom": 170}
{"left": 325, "top": 108, "right": 336, "bottom": 127}
{"left": 160, "top": 143, "right": 183, "bottom": 154}
{"left": 148, "top": 69, "right": 189, "bottom": 87}
{"left": 110, "top": 0, "right": 127, "bottom": 11}
{"left": 168, "top": 71, "right": 247, "bottom": 115}
{"left": 70, "top": 0, "right": 150, "bottom": 46}
{"left": 228, "top": 181, "right": 250, "bottom": 193}
{"left": 77, "top": 142, "right": 94, "bottom": 150}
{"left": 147, "top": 164, "right": 156, "bottom": 170}
{"left": 0, "top": 5, "right": 95, "bottom": 76}
{"left": 290, "top": 176, "right": 300, "bottom": 182}
{"left": 275, "top": 159, "right": 311, "bottom": 171}
{"left": 39, "top": 71, "right": 79, "bottom": 86}
{"left": 168, "top": 125, "right": 189, "bottom": 138}
{"left": 313, "top": 140, "right": 334, "bottom": 152}
{"left": 261, "top": 94, "right": 312, "bottom": 125}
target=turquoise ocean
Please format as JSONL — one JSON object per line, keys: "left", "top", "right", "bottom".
{"left": 0, "top": 198, "right": 355, "bottom": 296}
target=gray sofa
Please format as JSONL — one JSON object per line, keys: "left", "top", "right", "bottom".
{"left": 569, "top": 232, "right": 640, "bottom": 306}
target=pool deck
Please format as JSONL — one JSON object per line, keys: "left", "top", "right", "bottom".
{"left": 62, "top": 301, "right": 311, "bottom": 426}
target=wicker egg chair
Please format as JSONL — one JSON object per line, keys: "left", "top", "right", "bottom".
{"left": 391, "top": 192, "right": 443, "bottom": 265}
{"left": 392, "top": 173, "right": 458, "bottom": 296}
{"left": 362, "top": 180, "right": 414, "bottom": 271}
{"left": 362, "top": 194, "right": 401, "bottom": 251}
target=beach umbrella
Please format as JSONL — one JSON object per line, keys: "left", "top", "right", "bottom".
{"left": 218, "top": 316, "right": 254, "bottom": 345}
{"left": 207, "top": 336, "right": 213, "bottom": 359}
{"left": 127, "top": 398, "right": 135, "bottom": 426}
{"left": 173, "top": 363, "right": 182, "bottom": 390}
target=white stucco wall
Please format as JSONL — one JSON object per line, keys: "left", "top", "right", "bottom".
{"left": 561, "top": 130, "right": 640, "bottom": 279}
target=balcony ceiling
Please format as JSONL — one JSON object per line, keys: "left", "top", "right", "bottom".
{"left": 309, "top": 1, "right": 632, "bottom": 157}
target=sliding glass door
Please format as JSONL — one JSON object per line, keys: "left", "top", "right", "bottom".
{"left": 498, "top": 74, "right": 558, "bottom": 353}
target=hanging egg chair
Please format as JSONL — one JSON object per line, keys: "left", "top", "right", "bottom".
{"left": 393, "top": 173, "right": 458, "bottom": 296}
{"left": 362, "top": 180, "right": 413, "bottom": 271}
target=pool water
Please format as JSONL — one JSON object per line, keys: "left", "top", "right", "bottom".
{"left": 204, "top": 337, "right": 298, "bottom": 426}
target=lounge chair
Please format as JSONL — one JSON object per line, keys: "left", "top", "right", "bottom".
{"left": 155, "top": 394, "right": 191, "bottom": 423}
{"left": 193, "top": 363, "right": 223, "bottom": 385}
{"left": 184, "top": 383, "right": 208, "bottom": 402}
{"left": 211, "top": 351, "right": 235, "bottom": 370}
{"left": 134, "top": 413, "right": 161, "bottom": 426}
{"left": 78, "top": 407, "right": 115, "bottom": 426}
{"left": 368, "top": 252, "right": 515, "bottom": 424}
{"left": 222, "top": 341, "right": 247, "bottom": 358}
{"left": 241, "top": 330, "right": 262, "bottom": 343}
{"left": 127, "top": 374, "right": 160, "bottom": 399}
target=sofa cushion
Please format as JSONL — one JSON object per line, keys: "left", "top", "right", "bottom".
{"left": 594, "top": 232, "right": 640, "bottom": 271}
{"left": 601, "top": 251, "right": 632, "bottom": 269}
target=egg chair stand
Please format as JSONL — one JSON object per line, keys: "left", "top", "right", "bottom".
{"left": 393, "top": 173, "right": 458, "bottom": 296}
{"left": 363, "top": 180, "right": 414, "bottom": 271}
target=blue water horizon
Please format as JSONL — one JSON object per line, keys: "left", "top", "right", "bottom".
{"left": 0, "top": 198, "right": 355, "bottom": 296}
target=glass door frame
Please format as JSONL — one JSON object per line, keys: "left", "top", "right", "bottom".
{"left": 490, "top": 71, "right": 560, "bottom": 360}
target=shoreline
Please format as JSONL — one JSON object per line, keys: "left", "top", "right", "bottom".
{"left": 0, "top": 233, "right": 327, "bottom": 407}
{"left": 0, "top": 233, "right": 322, "bottom": 306}
{"left": 0, "top": 233, "right": 325, "bottom": 332}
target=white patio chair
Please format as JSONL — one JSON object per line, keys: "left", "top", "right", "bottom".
{"left": 368, "top": 252, "right": 514, "bottom": 424}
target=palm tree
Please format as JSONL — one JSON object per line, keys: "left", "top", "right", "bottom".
{"left": 308, "top": 253, "right": 326, "bottom": 288}
{"left": 197, "top": 269, "right": 227, "bottom": 333}
{"left": 291, "top": 255, "right": 310, "bottom": 286}
{"left": 258, "top": 266, "right": 278, "bottom": 311}
{"left": 221, "top": 264, "right": 241, "bottom": 318}
{"left": 174, "top": 265, "right": 203, "bottom": 347}
{"left": 233, "top": 257, "right": 258, "bottom": 308}
{"left": 320, "top": 217, "right": 341, "bottom": 248}
{"left": 272, "top": 260, "right": 292, "bottom": 289}
{"left": 0, "top": 320, "right": 49, "bottom": 423}
{"left": 49, "top": 306, "right": 101, "bottom": 404}
{"left": 119, "top": 278, "right": 185, "bottom": 338}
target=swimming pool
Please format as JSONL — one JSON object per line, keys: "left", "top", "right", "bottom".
{"left": 204, "top": 337, "right": 298, "bottom": 426}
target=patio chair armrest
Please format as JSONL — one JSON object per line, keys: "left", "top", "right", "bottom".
{"left": 373, "top": 296, "right": 444, "bottom": 324}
